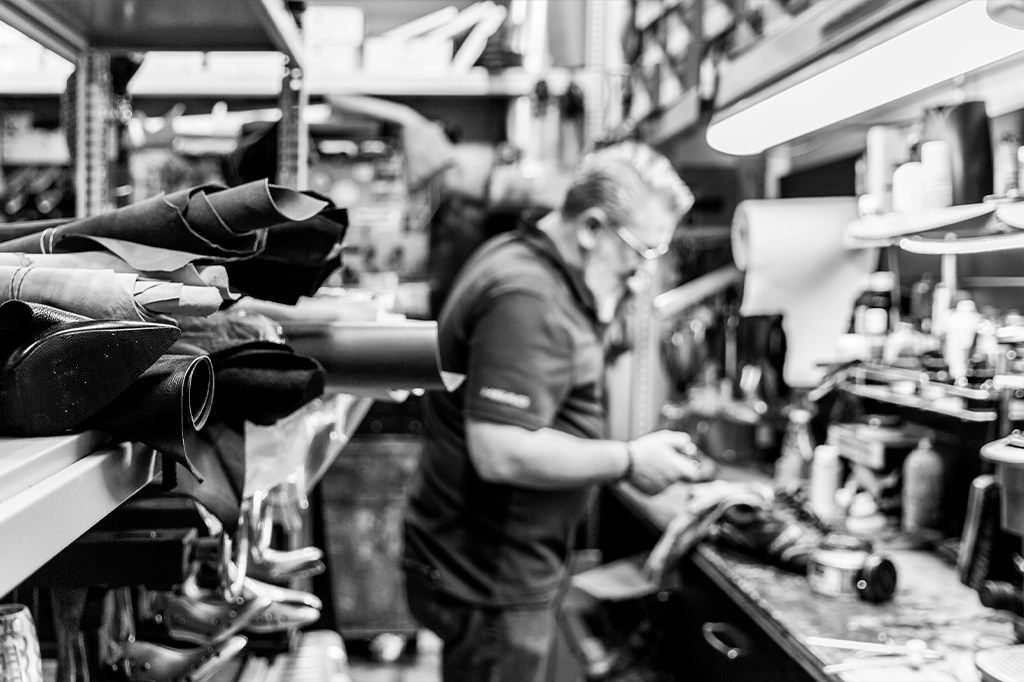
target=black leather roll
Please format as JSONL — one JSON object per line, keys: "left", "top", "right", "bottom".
{"left": 283, "top": 320, "right": 454, "bottom": 393}
{"left": 87, "top": 354, "right": 215, "bottom": 480}
{"left": 208, "top": 341, "right": 325, "bottom": 426}
{"left": 171, "top": 422, "right": 244, "bottom": 534}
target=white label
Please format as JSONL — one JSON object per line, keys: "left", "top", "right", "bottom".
{"left": 480, "top": 387, "right": 531, "bottom": 410}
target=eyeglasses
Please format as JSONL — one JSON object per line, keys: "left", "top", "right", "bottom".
{"left": 611, "top": 225, "right": 670, "bottom": 261}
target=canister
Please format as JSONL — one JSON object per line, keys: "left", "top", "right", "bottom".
{"left": 807, "top": 543, "right": 868, "bottom": 599}
{"left": 806, "top": 534, "right": 897, "bottom": 603}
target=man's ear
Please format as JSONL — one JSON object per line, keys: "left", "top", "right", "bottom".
{"left": 576, "top": 207, "right": 608, "bottom": 252}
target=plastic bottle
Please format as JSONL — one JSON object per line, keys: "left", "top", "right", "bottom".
{"left": 921, "top": 140, "right": 953, "bottom": 209}
{"left": 865, "top": 125, "right": 906, "bottom": 213}
{"left": 883, "top": 321, "right": 916, "bottom": 365}
{"left": 809, "top": 444, "right": 842, "bottom": 523}
{"left": 975, "top": 313, "right": 1000, "bottom": 370}
{"left": 775, "top": 408, "right": 815, "bottom": 488}
{"left": 931, "top": 282, "right": 951, "bottom": 338}
{"left": 910, "top": 273, "right": 935, "bottom": 333}
{"left": 996, "top": 132, "right": 1021, "bottom": 196}
{"left": 945, "top": 298, "right": 981, "bottom": 381}
{"left": 902, "top": 437, "right": 945, "bottom": 533}
{"left": 892, "top": 161, "right": 925, "bottom": 213}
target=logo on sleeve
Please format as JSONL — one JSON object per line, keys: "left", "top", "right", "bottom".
{"left": 479, "top": 386, "right": 531, "bottom": 410}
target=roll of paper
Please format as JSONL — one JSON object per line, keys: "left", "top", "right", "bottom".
{"left": 732, "top": 197, "right": 878, "bottom": 387}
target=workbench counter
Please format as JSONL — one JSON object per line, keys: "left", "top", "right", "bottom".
{"left": 611, "top": 467, "right": 1016, "bottom": 682}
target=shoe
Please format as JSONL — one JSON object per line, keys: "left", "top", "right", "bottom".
{"left": 247, "top": 547, "right": 325, "bottom": 583}
{"left": 711, "top": 500, "right": 820, "bottom": 574}
{"left": 241, "top": 578, "right": 322, "bottom": 634}
{"left": 142, "top": 578, "right": 270, "bottom": 646}
{"left": 244, "top": 578, "right": 322, "bottom": 610}
{"left": 108, "top": 635, "right": 247, "bottom": 682}
{"left": 0, "top": 604, "right": 43, "bottom": 682}
{"left": 0, "top": 300, "right": 179, "bottom": 435}
{"left": 243, "top": 601, "right": 320, "bottom": 634}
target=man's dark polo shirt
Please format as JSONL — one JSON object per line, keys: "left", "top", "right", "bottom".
{"left": 403, "top": 219, "right": 606, "bottom": 606}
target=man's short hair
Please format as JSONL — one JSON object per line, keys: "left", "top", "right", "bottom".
{"left": 561, "top": 142, "right": 694, "bottom": 226}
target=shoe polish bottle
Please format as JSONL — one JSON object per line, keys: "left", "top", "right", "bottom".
{"left": 775, "top": 408, "right": 815, "bottom": 489}
{"left": 809, "top": 444, "right": 843, "bottom": 524}
{"left": 902, "top": 436, "right": 944, "bottom": 533}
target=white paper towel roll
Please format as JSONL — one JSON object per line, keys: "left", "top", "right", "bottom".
{"left": 732, "top": 197, "right": 878, "bottom": 388}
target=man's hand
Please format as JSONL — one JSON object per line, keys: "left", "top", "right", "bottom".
{"left": 625, "top": 430, "right": 715, "bottom": 495}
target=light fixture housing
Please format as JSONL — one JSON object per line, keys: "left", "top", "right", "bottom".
{"left": 706, "top": 0, "right": 1024, "bottom": 156}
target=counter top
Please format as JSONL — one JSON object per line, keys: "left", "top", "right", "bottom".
{"left": 613, "top": 466, "right": 1016, "bottom": 682}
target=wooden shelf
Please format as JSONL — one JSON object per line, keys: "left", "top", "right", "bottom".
{"left": 0, "top": 438, "right": 157, "bottom": 596}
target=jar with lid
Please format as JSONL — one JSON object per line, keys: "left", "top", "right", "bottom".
{"left": 851, "top": 271, "right": 897, "bottom": 335}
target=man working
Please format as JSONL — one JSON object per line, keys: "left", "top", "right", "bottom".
{"left": 403, "top": 142, "right": 706, "bottom": 681}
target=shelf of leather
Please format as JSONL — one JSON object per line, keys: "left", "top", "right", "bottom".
{"left": 0, "top": 437, "right": 157, "bottom": 596}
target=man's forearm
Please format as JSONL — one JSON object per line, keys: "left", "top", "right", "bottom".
{"left": 467, "top": 420, "right": 629, "bottom": 490}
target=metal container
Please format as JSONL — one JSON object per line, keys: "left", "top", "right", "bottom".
{"left": 806, "top": 535, "right": 897, "bottom": 603}
{"left": 980, "top": 433, "right": 1024, "bottom": 537}
{"left": 0, "top": 605, "right": 42, "bottom": 682}
{"left": 807, "top": 546, "right": 868, "bottom": 599}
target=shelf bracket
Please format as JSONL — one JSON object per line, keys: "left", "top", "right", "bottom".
{"left": 67, "top": 50, "right": 113, "bottom": 217}
{"left": 277, "top": 61, "right": 307, "bottom": 190}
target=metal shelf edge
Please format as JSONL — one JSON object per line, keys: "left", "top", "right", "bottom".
{"left": 714, "top": 0, "right": 937, "bottom": 113}
{"left": 842, "top": 383, "right": 996, "bottom": 422}
{"left": 0, "top": 0, "right": 85, "bottom": 62}
{"left": 0, "top": 0, "right": 304, "bottom": 67}
{"left": 247, "top": 0, "right": 304, "bottom": 69}
{"left": 0, "top": 442, "right": 158, "bottom": 596}
{"left": 0, "top": 431, "right": 106, "bottom": 505}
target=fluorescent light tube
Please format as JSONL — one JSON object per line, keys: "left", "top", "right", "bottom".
{"left": 706, "top": 0, "right": 1024, "bottom": 155}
